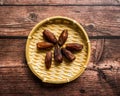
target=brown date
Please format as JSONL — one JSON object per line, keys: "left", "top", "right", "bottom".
{"left": 54, "top": 45, "right": 63, "bottom": 63}
{"left": 58, "top": 29, "right": 68, "bottom": 46}
{"left": 43, "top": 30, "right": 57, "bottom": 44}
{"left": 45, "top": 51, "right": 52, "bottom": 69}
{"left": 37, "top": 42, "right": 53, "bottom": 50}
{"left": 66, "top": 43, "right": 83, "bottom": 52}
{"left": 61, "top": 48, "right": 76, "bottom": 61}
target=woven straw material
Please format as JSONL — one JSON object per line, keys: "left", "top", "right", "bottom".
{"left": 26, "top": 16, "right": 91, "bottom": 84}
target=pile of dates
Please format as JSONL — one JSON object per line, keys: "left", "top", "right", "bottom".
{"left": 37, "top": 29, "right": 83, "bottom": 69}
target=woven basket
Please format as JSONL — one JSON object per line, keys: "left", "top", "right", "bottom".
{"left": 26, "top": 16, "right": 91, "bottom": 84}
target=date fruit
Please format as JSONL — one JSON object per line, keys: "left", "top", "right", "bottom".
{"left": 43, "top": 30, "right": 57, "bottom": 44}
{"left": 66, "top": 43, "right": 83, "bottom": 52}
{"left": 37, "top": 42, "right": 53, "bottom": 49}
{"left": 58, "top": 29, "right": 68, "bottom": 46}
{"left": 54, "top": 45, "right": 63, "bottom": 63}
{"left": 45, "top": 51, "right": 52, "bottom": 69}
{"left": 61, "top": 48, "right": 75, "bottom": 61}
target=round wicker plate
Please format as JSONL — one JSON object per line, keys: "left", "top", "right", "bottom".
{"left": 26, "top": 16, "right": 91, "bottom": 84}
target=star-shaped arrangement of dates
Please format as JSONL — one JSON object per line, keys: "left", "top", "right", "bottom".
{"left": 37, "top": 29, "right": 83, "bottom": 69}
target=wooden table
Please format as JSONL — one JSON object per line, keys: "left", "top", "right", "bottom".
{"left": 0, "top": 0, "right": 120, "bottom": 96}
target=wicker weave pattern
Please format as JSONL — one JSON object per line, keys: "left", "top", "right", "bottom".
{"left": 26, "top": 17, "right": 90, "bottom": 84}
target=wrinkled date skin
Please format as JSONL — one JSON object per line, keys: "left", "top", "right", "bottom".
{"left": 61, "top": 48, "right": 76, "bottom": 61}
{"left": 58, "top": 29, "right": 68, "bottom": 46}
{"left": 66, "top": 43, "right": 83, "bottom": 52}
{"left": 45, "top": 51, "right": 52, "bottom": 69}
{"left": 43, "top": 30, "right": 57, "bottom": 44}
{"left": 37, "top": 42, "right": 53, "bottom": 49}
{"left": 54, "top": 45, "right": 63, "bottom": 63}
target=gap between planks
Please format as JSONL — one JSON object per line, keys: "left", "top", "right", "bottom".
{"left": 0, "top": 36, "right": 120, "bottom": 39}
{"left": 0, "top": 0, "right": 120, "bottom": 6}
{"left": 0, "top": 4, "right": 120, "bottom": 6}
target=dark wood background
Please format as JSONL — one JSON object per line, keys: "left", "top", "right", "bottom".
{"left": 0, "top": 0, "right": 120, "bottom": 96}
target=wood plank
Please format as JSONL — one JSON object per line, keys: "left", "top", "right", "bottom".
{"left": 0, "top": 39, "right": 26, "bottom": 68}
{"left": 0, "top": 39, "right": 119, "bottom": 69}
{"left": 0, "top": 67, "right": 120, "bottom": 95}
{"left": 0, "top": 0, "right": 119, "bottom": 5}
{"left": 0, "top": 6, "right": 120, "bottom": 37}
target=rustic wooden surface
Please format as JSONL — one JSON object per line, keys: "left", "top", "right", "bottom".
{"left": 0, "top": 0, "right": 120, "bottom": 96}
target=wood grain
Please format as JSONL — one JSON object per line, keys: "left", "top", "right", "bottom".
{"left": 0, "top": 39, "right": 120, "bottom": 96}
{"left": 0, "top": 6, "right": 120, "bottom": 37}
{"left": 0, "top": 67, "right": 120, "bottom": 96}
{"left": 0, "top": 0, "right": 119, "bottom": 5}
{"left": 0, "top": 39, "right": 120, "bottom": 68}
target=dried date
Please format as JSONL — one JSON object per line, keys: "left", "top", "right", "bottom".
{"left": 58, "top": 29, "right": 68, "bottom": 46}
{"left": 45, "top": 51, "right": 52, "bottom": 69}
{"left": 37, "top": 42, "right": 53, "bottom": 50}
{"left": 66, "top": 43, "right": 83, "bottom": 52}
{"left": 43, "top": 30, "right": 57, "bottom": 44}
{"left": 54, "top": 45, "right": 63, "bottom": 63}
{"left": 61, "top": 48, "right": 76, "bottom": 61}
